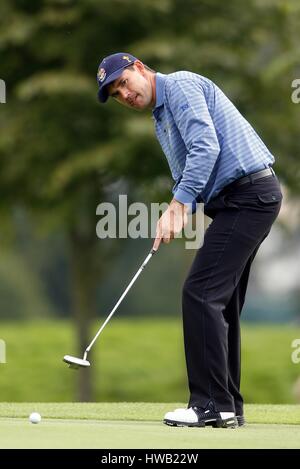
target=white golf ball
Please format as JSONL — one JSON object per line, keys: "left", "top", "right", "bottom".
{"left": 29, "top": 412, "right": 41, "bottom": 424}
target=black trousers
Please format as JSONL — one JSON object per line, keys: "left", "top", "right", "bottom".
{"left": 182, "top": 173, "right": 282, "bottom": 413}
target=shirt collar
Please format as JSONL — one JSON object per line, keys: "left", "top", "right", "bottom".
{"left": 153, "top": 72, "right": 167, "bottom": 112}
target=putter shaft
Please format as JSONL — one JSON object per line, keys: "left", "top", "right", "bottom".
{"left": 83, "top": 248, "right": 157, "bottom": 358}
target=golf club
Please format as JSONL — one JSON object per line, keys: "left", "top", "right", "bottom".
{"left": 63, "top": 242, "right": 160, "bottom": 369}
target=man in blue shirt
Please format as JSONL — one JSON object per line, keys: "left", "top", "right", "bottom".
{"left": 97, "top": 53, "right": 282, "bottom": 428}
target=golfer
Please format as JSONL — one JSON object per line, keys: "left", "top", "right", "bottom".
{"left": 97, "top": 53, "right": 282, "bottom": 428}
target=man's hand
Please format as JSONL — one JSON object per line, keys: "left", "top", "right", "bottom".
{"left": 153, "top": 199, "right": 188, "bottom": 250}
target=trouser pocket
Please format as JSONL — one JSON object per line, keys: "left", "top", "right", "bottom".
{"left": 256, "top": 191, "right": 283, "bottom": 205}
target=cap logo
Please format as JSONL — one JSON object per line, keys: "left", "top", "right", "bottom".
{"left": 97, "top": 68, "right": 106, "bottom": 83}
{"left": 123, "top": 55, "right": 132, "bottom": 63}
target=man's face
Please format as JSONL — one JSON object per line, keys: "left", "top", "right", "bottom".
{"left": 107, "top": 61, "right": 155, "bottom": 111}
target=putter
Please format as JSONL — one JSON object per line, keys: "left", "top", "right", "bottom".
{"left": 63, "top": 244, "right": 159, "bottom": 369}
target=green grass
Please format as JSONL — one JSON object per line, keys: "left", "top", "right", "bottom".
{"left": 0, "top": 319, "right": 300, "bottom": 403}
{"left": 0, "top": 403, "right": 299, "bottom": 449}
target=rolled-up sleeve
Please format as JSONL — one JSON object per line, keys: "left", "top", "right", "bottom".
{"left": 166, "top": 79, "right": 220, "bottom": 204}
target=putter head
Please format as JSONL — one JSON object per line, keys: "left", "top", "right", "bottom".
{"left": 63, "top": 355, "right": 90, "bottom": 370}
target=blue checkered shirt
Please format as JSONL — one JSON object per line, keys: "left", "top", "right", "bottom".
{"left": 152, "top": 72, "right": 275, "bottom": 204}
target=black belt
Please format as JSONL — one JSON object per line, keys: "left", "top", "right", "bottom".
{"left": 230, "top": 167, "right": 275, "bottom": 188}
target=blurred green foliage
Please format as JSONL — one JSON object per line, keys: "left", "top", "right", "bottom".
{"left": 0, "top": 319, "right": 299, "bottom": 403}
{"left": 0, "top": 0, "right": 299, "bottom": 211}
{"left": 0, "top": 250, "right": 56, "bottom": 319}
{"left": 1, "top": 0, "right": 299, "bottom": 399}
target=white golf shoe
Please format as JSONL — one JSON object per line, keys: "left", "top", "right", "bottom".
{"left": 163, "top": 401, "right": 237, "bottom": 428}
{"left": 164, "top": 408, "right": 200, "bottom": 426}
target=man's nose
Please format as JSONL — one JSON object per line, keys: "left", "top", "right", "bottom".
{"left": 119, "top": 88, "right": 130, "bottom": 101}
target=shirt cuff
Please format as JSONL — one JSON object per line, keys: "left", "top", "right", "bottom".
{"left": 173, "top": 188, "right": 196, "bottom": 204}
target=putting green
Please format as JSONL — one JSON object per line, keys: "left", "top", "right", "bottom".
{"left": 0, "top": 403, "right": 299, "bottom": 449}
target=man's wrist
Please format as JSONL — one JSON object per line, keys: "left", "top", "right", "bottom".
{"left": 170, "top": 198, "right": 188, "bottom": 213}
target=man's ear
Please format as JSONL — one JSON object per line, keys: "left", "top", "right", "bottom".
{"left": 134, "top": 60, "right": 146, "bottom": 76}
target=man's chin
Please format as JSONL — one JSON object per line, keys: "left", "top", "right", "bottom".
{"left": 126, "top": 96, "right": 149, "bottom": 111}
{"left": 131, "top": 102, "right": 147, "bottom": 112}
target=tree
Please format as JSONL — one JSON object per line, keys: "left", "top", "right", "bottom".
{"left": 0, "top": 0, "right": 299, "bottom": 400}
{"left": 0, "top": 0, "right": 170, "bottom": 400}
